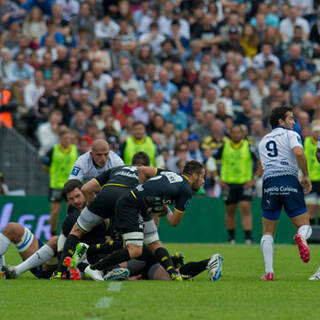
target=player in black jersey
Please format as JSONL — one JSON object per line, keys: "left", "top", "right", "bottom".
{"left": 86, "top": 161, "right": 206, "bottom": 281}
{"left": 56, "top": 152, "right": 157, "bottom": 278}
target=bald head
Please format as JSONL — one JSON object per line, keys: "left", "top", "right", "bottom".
{"left": 91, "top": 139, "right": 110, "bottom": 167}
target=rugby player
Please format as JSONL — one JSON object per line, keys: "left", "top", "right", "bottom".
{"left": 56, "top": 152, "right": 164, "bottom": 279}
{"left": 69, "top": 139, "right": 124, "bottom": 183}
{"left": 258, "top": 106, "right": 312, "bottom": 281}
{"left": 83, "top": 160, "right": 222, "bottom": 281}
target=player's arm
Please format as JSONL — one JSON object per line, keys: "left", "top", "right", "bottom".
{"left": 81, "top": 179, "right": 101, "bottom": 203}
{"left": 138, "top": 166, "right": 161, "bottom": 184}
{"left": 166, "top": 208, "right": 184, "bottom": 227}
{"left": 293, "top": 146, "right": 312, "bottom": 194}
{"left": 69, "top": 159, "right": 84, "bottom": 182}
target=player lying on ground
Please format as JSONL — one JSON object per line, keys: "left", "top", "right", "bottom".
{"left": 258, "top": 105, "right": 312, "bottom": 281}
{"left": 0, "top": 223, "right": 58, "bottom": 279}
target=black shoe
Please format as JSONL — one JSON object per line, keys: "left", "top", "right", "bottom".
{"left": 171, "top": 252, "right": 184, "bottom": 269}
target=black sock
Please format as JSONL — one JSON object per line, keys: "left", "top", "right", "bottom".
{"left": 244, "top": 230, "right": 252, "bottom": 240}
{"left": 91, "top": 248, "right": 130, "bottom": 271}
{"left": 180, "top": 259, "right": 209, "bottom": 277}
{"left": 56, "top": 234, "right": 79, "bottom": 273}
{"left": 87, "top": 240, "right": 123, "bottom": 256}
{"left": 137, "top": 245, "right": 157, "bottom": 266}
{"left": 228, "top": 229, "right": 235, "bottom": 240}
{"left": 310, "top": 218, "right": 316, "bottom": 225}
{"left": 154, "top": 247, "right": 176, "bottom": 275}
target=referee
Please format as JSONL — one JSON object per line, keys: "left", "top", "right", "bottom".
{"left": 214, "top": 125, "right": 262, "bottom": 244}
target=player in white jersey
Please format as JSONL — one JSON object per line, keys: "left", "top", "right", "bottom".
{"left": 258, "top": 106, "right": 312, "bottom": 281}
{"left": 69, "top": 139, "right": 124, "bottom": 183}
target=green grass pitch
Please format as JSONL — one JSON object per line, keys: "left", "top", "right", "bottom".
{"left": 1, "top": 243, "right": 320, "bottom": 320}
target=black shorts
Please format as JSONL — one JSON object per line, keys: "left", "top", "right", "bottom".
{"left": 222, "top": 184, "right": 253, "bottom": 205}
{"left": 113, "top": 193, "right": 148, "bottom": 235}
{"left": 311, "top": 181, "right": 320, "bottom": 195}
{"left": 48, "top": 188, "right": 64, "bottom": 202}
{"left": 88, "top": 186, "right": 130, "bottom": 219}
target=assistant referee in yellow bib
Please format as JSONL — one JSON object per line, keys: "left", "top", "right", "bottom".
{"left": 43, "top": 130, "right": 78, "bottom": 237}
{"left": 213, "top": 124, "right": 262, "bottom": 244}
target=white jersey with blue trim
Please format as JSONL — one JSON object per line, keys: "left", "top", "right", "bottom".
{"left": 258, "top": 127, "right": 303, "bottom": 180}
{"left": 68, "top": 150, "right": 124, "bottom": 183}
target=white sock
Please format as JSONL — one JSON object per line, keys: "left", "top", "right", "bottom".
{"left": 261, "top": 234, "right": 274, "bottom": 274}
{"left": 0, "top": 255, "right": 5, "bottom": 269}
{"left": 298, "top": 225, "right": 312, "bottom": 240}
{"left": 0, "top": 233, "right": 11, "bottom": 255}
{"left": 14, "top": 245, "right": 54, "bottom": 276}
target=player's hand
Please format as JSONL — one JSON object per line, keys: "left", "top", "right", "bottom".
{"left": 243, "top": 180, "right": 255, "bottom": 189}
{"left": 217, "top": 179, "right": 228, "bottom": 189}
{"left": 301, "top": 176, "right": 312, "bottom": 194}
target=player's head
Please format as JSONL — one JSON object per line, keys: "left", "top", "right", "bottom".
{"left": 131, "top": 151, "right": 150, "bottom": 166}
{"left": 91, "top": 139, "right": 110, "bottom": 168}
{"left": 132, "top": 121, "right": 146, "bottom": 140}
{"left": 59, "top": 130, "right": 72, "bottom": 148}
{"left": 63, "top": 180, "right": 86, "bottom": 210}
{"left": 230, "top": 125, "right": 243, "bottom": 143}
{"left": 182, "top": 160, "right": 205, "bottom": 191}
{"left": 269, "top": 105, "right": 294, "bottom": 130}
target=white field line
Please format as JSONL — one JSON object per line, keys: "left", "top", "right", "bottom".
{"left": 95, "top": 297, "right": 113, "bottom": 309}
{"left": 107, "top": 282, "right": 122, "bottom": 292}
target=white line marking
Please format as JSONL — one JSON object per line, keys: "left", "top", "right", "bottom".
{"left": 108, "top": 282, "right": 122, "bottom": 292}
{"left": 95, "top": 297, "right": 113, "bottom": 309}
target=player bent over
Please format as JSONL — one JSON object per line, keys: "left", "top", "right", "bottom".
{"left": 258, "top": 106, "right": 312, "bottom": 281}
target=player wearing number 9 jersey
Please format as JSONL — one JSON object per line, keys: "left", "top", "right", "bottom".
{"left": 258, "top": 106, "right": 312, "bottom": 281}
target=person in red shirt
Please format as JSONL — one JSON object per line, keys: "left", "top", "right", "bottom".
{"left": 123, "top": 88, "right": 141, "bottom": 115}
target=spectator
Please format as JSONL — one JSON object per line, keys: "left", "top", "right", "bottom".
{"left": 36, "top": 109, "right": 63, "bottom": 156}
{"left": 94, "top": 13, "right": 119, "bottom": 47}
{"left": 191, "top": 110, "right": 215, "bottom": 139}
{"left": 154, "top": 68, "right": 178, "bottom": 103}
{"left": 149, "top": 91, "right": 170, "bottom": 116}
{"left": 0, "top": 47, "right": 15, "bottom": 86}
{"left": 22, "top": 6, "right": 47, "bottom": 45}
{"left": 23, "top": 69, "right": 44, "bottom": 111}
{"left": 252, "top": 42, "right": 280, "bottom": 70}
{"left": 40, "top": 19, "right": 64, "bottom": 47}
{"left": 132, "top": 94, "right": 150, "bottom": 125}
{"left": 279, "top": 6, "right": 310, "bottom": 41}
{"left": 187, "top": 133, "right": 204, "bottom": 163}
{"left": 121, "top": 120, "right": 156, "bottom": 166}
{"left": 290, "top": 69, "right": 316, "bottom": 105}
{"left": 139, "top": 22, "right": 165, "bottom": 56}
{"left": 111, "top": 92, "right": 126, "bottom": 127}
{"left": 69, "top": 109, "right": 88, "bottom": 136}
{"left": 71, "top": 2, "right": 95, "bottom": 36}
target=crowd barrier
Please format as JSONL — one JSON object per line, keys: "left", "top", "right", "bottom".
{"left": 0, "top": 195, "right": 297, "bottom": 243}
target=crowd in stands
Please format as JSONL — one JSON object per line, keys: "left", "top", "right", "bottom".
{"left": 0, "top": 0, "right": 320, "bottom": 196}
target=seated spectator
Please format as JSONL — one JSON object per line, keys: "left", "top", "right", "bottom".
{"left": 88, "top": 38, "right": 111, "bottom": 72}
{"left": 94, "top": 13, "right": 120, "bottom": 48}
{"left": 118, "top": 18, "right": 136, "bottom": 53}
{"left": 111, "top": 92, "right": 126, "bottom": 127}
{"left": 23, "top": 69, "right": 44, "bottom": 112}
{"left": 187, "top": 134, "right": 204, "bottom": 163}
{"left": 149, "top": 91, "right": 170, "bottom": 116}
{"left": 167, "top": 142, "right": 189, "bottom": 173}
{"left": 139, "top": 22, "right": 165, "bottom": 56}
{"left": 69, "top": 109, "right": 88, "bottom": 136}
{"left": 40, "top": 19, "right": 64, "bottom": 47}
{"left": 0, "top": 47, "right": 15, "bottom": 87}
{"left": 120, "top": 65, "right": 140, "bottom": 94}
{"left": 191, "top": 110, "right": 215, "bottom": 140}
{"left": 0, "top": 21, "right": 21, "bottom": 56}
{"left": 132, "top": 94, "right": 150, "bottom": 126}
{"left": 158, "top": 121, "right": 176, "bottom": 154}
{"left": 279, "top": 6, "right": 310, "bottom": 41}
{"left": 154, "top": 68, "right": 178, "bottom": 103}
{"left": 71, "top": 2, "right": 95, "bottom": 36}
{"left": 36, "top": 109, "right": 63, "bottom": 156}
{"left": 252, "top": 42, "right": 280, "bottom": 70}
{"left": 235, "top": 99, "right": 254, "bottom": 132}
{"left": 55, "top": 0, "right": 79, "bottom": 22}
{"left": 290, "top": 69, "right": 316, "bottom": 105}
{"left": 22, "top": 6, "right": 47, "bottom": 45}
{"left": 123, "top": 88, "right": 140, "bottom": 115}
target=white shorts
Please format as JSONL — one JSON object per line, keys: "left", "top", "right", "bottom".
{"left": 77, "top": 207, "right": 104, "bottom": 232}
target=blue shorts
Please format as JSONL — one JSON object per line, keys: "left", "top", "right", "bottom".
{"left": 29, "top": 239, "right": 54, "bottom": 279}
{"left": 261, "top": 175, "right": 307, "bottom": 221}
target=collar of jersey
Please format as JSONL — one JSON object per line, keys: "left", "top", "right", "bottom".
{"left": 133, "top": 137, "right": 146, "bottom": 144}
{"left": 230, "top": 140, "right": 244, "bottom": 149}
{"left": 273, "top": 126, "right": 285, "bottom": 130}
{"left": 58, "top": 144, "right": 72, "bottom": 153}
{"left": 182, "top": 174, "right": 190, "bottom": 182}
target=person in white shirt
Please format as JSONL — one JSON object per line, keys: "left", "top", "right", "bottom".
{"left": 55, "top": 0, "right": 80, "bottom": 22}
{"left": 258, "top": 106, "right": 312, "bottom": 281}
{"left": 279, "top": 6, "right": 310, "bottom": 40}
{"left": 23, "top": 69, "right": 44, "bottom": 111}
{"left": 252, "top": 42, "right": 280, "bottom": 70}
{"left": 94, "top": 14, "right": 120, "bottom": 44}
{"left": 69, "top": 139, "right": 124, "bottom": 183}
{"left": 139, "top": 22, "right": 165, "bottom": 56}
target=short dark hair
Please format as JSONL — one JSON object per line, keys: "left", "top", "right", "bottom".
{"left": 269, "top": 106, "right": 293, "bottom": 128}
{"left": 131, "top": 152, "right": 150, "bottom": 166}
{"left": 133, "top": 120, "right": 145, "bottom": 128}
{"left": 182, "top": 160, "right": 204, "bottom": 176}
{"left": 63, "top": 179, "right": 82, "bottom": 196}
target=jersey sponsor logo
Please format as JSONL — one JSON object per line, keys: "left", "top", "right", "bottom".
{"left": 160, "top": 171, "right": 183, "bottom": 183}
{"left": 280, "top": 161, "right": 289, "bottom": 166}
{"left": 71, "top": 166, "right": 81, "bottom": 176}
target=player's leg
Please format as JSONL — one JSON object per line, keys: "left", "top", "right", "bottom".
{"left": 239, "top": 201, "right": 253, "bottom": 243}
{"left": 7, "top": 236, "right": 58, "bottom": 278}
{"left": 50, "top": 201, "right": 62, "bottom": 237}
{"left": 54, "top": 207, "right": 103, "bottom": 278}
{"left": 305, "top": 192, "right": 317, "bottom": 225}
{"left": 144, "top": 218, "right": 181, "bottom": 279}
{"left": 225, "top": 204, "right": 237, "bottom": 243}
{"left": 260, "top": 217, "right": 278, "bottom": 280}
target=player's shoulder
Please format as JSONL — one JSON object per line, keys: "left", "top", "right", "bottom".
{"left": 75, "top": 151, "right": 90, "bottom": 165}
